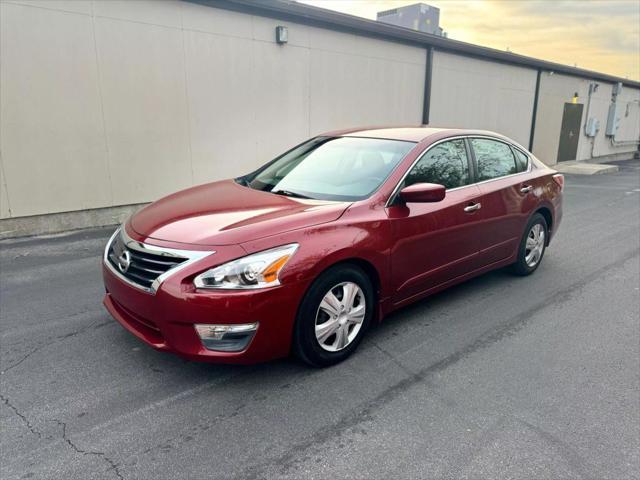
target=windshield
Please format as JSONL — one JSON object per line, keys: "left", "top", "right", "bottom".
{"left": 242, "top": 137, "right": 416, "bottom": 201}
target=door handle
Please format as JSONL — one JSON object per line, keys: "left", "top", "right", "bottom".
{"left": 520, "top": 185, "right": 533, "bottom": 193}
{"left": 464, "top": 202, "right": 481, "bottom": 213}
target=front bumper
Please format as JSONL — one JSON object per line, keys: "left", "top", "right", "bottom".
{"left": 102, "top": 260, "right": 308, "bottom": 364}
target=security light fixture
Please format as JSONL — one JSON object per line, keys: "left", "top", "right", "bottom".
{"left": 275, "top": 25, "right": 288, "bottom": 44}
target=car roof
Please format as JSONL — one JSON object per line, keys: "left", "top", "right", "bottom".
{"left": 322, "top": 126, "right": 506, "bottom": 143}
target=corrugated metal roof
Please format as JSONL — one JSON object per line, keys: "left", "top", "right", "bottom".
{"left": 188, "top": 0, "right": 640, "bottom": 89}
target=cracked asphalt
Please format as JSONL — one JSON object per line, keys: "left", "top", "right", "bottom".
{"left": 1, "top": 160, "right": 639, "bottom": 480}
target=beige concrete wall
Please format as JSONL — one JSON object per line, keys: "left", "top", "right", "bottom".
{"left": 428, "top": 51, "right": 537, "bottom": 147}
{"left": 534, "top": 72, "right": 640, "bottom": 165}
{"left": 3, "top": 0, "right": 637, "bottom": 231}
{"left": 532, "top": 73, "right": 591, "bottom": 164}
{"left": 0, "top": 0, "right": 426, "bottom": 220}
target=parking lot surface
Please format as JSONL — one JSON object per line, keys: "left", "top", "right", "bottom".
{"left": 1, "top": 160, "right": 639, "bottom": 480}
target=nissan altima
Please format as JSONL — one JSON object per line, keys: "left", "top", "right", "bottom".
{"left": 102, "top": 127, "right": 563, "bottom": 367}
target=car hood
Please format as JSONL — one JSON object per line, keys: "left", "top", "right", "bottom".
{"left": 130, "top": 180, "right": 350, "bottom": 246}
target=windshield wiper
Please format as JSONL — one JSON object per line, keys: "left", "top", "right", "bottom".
{"left": 272, "top": 189, "right": 313, "bottom": 199}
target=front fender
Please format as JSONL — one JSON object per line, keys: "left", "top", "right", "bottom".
{"left": 240, "top": 219, "right": 392, "bottom": 300}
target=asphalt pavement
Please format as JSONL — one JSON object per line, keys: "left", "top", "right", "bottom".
{"left": 1, "top": 160, "right": 639, "bottom": 480}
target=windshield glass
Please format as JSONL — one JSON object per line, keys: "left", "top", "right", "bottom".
{"left": 243, "top": 137, "right": 415, "bottom": 201}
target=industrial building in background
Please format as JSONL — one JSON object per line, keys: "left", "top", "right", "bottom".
{"left": 377, "top": 2, "right": 445, "bottom": 37}
{"left": 1, "top": 0, "right": 639, "bottom": 238}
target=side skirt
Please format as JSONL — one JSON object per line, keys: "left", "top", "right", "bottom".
{"left": 380, "top": 254, "right": 517, "bottom": 317}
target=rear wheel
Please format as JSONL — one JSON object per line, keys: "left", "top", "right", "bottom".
{"left": 293, "top": 265, "right": 374, "bottom": 367}
{"left": 511, "top": 213, "right": 548, "bottom": 276}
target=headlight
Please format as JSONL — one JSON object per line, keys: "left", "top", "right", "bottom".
{"left": 193, "top": 244, "right": 298, "bottom": 289}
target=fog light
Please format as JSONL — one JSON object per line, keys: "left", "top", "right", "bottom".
{"left": 194, "top": 323, "right": 258, "bottom": 352}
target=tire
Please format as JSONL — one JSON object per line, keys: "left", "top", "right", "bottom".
{"left": 293, "top": 264, "right": 374, "bottom": 367}
{"left": 511, "top": 213, "right": 548, "bottom": 276}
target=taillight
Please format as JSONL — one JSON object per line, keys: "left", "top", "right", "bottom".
{"left": 552, "top": 174, "right": 564, "bottom": 191}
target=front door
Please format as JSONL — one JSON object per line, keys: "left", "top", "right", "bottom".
{"left": 557, "top": 103, "right": 583, "bottom": 162}
{"left": 387, "top": 139, "right": 483, "bottom": 304}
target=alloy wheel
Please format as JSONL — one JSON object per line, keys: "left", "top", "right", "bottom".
{"left": 525, "top": 223, "right": 545, "bottom": 268}
{"left": 314, "top": 282, "right": 366, "bottom": 352}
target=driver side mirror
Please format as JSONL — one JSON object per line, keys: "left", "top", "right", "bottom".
{"left": 399, "top": 183, "right": 446, "bottom": 203}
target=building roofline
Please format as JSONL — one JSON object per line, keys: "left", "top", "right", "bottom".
{"left": 187, "top": 0, "right": 640, "bottom": 89}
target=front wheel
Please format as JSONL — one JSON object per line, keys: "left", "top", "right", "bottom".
{"left": 511, "top": 213, "right": 548, "bottom": 276}
{"left": 293, "top": 265, "right": 374, "bottom": 367}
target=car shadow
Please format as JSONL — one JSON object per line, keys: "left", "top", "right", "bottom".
{"left": 367, "top": 266, "right": 515, "bottom": 338}
{"left": 114, "top": 265, "right": 518, "bottom": 386}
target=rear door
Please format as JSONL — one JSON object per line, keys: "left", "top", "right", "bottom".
{"left": 388, "top": 138, "right": 483, "bottom": 303}
{"left": 557, "top": 103, "right": 584, "bottom": 162}
{"left": 469, "top": 138, "right": 538, "bottom": 266}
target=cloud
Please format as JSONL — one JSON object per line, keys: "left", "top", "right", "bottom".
{"left": 300, "top": 0, "right": 640, "bottom": 80}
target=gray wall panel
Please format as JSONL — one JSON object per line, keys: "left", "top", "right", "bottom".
{"left": 1, "top": 0, "right": 637, "bottom": 226}
{"left": 429, "top": 51, "right": 537, "bottom": 147}
{"left": 0, "top": 0, "right": 426, "bottom": 220}
{"left": 0, "top": 1, "right": 112, "bottom": 217}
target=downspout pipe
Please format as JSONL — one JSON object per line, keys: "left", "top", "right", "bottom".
{"left": 528, "top": 69, "right": 541, "bottom": 152}
{"left": 583, "top": 82, "right": 597, "bottom": 159}
{"left": 583, "top": 83, "right": 597, "bottom": 135}
{"left": 422, "top": 47, "right": 433, "bottom": 125}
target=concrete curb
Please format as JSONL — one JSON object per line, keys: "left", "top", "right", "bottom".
{"left": 553, "top": 161, "right": 619, "bottom": 175}
{"left": 0, "top": 203, "right": 147, "bottom": 240}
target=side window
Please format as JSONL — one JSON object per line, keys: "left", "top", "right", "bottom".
{"left": 512, "top": 148, "right": 529, "bottom": 173}
{"left": 471, "top": 138, "right": 518, "bottom": 181}
{"left": 404, "top": 139, "right": 470, "bottom": 189}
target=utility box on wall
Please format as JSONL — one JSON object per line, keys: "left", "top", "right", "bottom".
{"left": 585, "top": 117, "right": 600, "bottom": 137}
{"left": 605, "top": 103, "right": 621, "bottom": 136}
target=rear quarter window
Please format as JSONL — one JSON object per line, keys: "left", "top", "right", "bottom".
{"left": 512, "top": 148, "right": 530, "bottom": 173}
{"left": 471, "top": 138, "right": 518, "bottom": 181}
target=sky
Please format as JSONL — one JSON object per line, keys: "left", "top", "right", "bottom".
{"left": 300, "top": 0, "right": 640, "bottom": 80}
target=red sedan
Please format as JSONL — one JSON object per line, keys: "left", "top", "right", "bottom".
{"left": 103, "top": 127, "right": 563, "bottom": 367}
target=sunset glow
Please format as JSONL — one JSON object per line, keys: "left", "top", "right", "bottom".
{"left": 301, "top": 0, "right": 640, "bottom": 80}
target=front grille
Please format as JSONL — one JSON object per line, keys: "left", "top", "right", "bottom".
{"left": 107, "top": 232, "right": 187, "bottom": 290}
